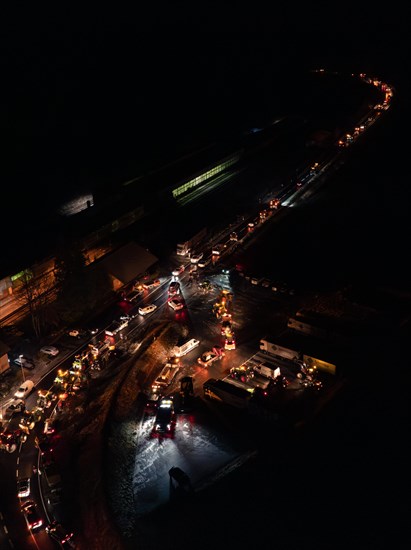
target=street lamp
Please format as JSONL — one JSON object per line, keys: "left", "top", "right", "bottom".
{"left": 19, "top": 354, "right": 25, "bottom": 382}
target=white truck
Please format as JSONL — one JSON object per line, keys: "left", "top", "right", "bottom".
{"left": 251, "top": 362, "right": 282, "bottom": 380}
{"left": 172, "top": 338, "right": 200, "bottom": 358}
{"left": 259, "top": 338, "right": 300, "bottom": 362}
{"left": 152, "top": 357, "right": 181, "bottom": 391}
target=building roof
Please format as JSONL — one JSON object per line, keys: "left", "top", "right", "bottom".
{"left": 0, "top": 340, "right": 10, "bottom": 356}
{"left": 97, "top": 241, "right": 158, "bottom": 286}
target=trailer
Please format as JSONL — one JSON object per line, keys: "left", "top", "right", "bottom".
{"left": 104, "top": 318, "right": 129, "bottom": 349}
{"left": 288, "top": 312, "right": 350, "bottom": 346}
{"left": 203, "top": 378, "right": 253, "bottom": 409}
{"left": 259, "top": 338, "right": 300, "bottom": 362}
{"left": 261, "top": 335, "right": 338, "bottom": 376}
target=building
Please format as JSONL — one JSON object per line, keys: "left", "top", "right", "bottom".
{"left": 0, "top": 121, "right": 297, "bottom": 325}
{"left": 95, "top": 242, "right": 159, "bottom": 291}
{"left": 0, "top": 340, "right": 11, "bottom": 376}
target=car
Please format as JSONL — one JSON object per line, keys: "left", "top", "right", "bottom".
{"left": 19, "top": 410, "right": 38, "bottom": 434}
{"left": 46, "top": 520, "right": 75, "bottom": 547}
{"left": 4, "top": 399, "right": 25, "bottom": 418}
{"left": 269, "top": 198, "right": 281, "bottom": 209}
{"left": 17, "top": 477, "right": 31, "bottom": 498}
{"left": 177, "top": 376, "right": 195, "bottom": 412}
{"left": 37, "top": 389, "right": 56, "bottom": 411}
{"left": 119, "top": 313, "right": 134, "bottom": 322}
{"left": 13, "top": 355, "right": 35, "bottom": 370}
{"left": 168, "top": 281, "right": 181, "bottom": 296}
{"left": 190, "top": 252, "right": 204, "bottom": 264}
{"left": 138, "top": 304, "right": 158, "bottom": 316}
{"left": 46, "top": 487, "right": 63, "bottom": 507}
{"left": 36, "top": 434, "right": 56, "bottom": 463}
{"left": 67, "top": 328, "right": 87, "bottom": 338}
{"left": 40, "top": 345, "right": 60, "bottom": 357}
{"left": 168, "top": 298, "right": 184, "bottom": 311}
{"left": 197, "top": 346, "right": 225, "bottom": 367}
{"left": 43, "top": 417, "right": 56, "bottom": 435}
{"left": 143, "top": 390, "right": 163, "bottom": 415}
{"left": 14, "top": 380, "right": 35, "bottom": 400}
{"left": 230, "top": 365, "right": 254, "bottom": 382}
{"left": 212, "top": 243, "right": 226, "bottom": 255}
{"left": 224, "top": 336, "right": 236, "bottom": 350}
{"left": 0, "top": 428, "right": 27, "bottom": 452}
{"left": 153, "top": 398, "right": 176, "bottom": 435}
{"left": 172, "top": 265, "right": 185, "bottom": 277}
{"left": 221, "top": 319, "right": 233, "bottom": 336}
{"left": 42, "top": 461, "right": 62, "bottom": 490}
{"left": 21, "top": 500, "right": 43, "bottom": 531}
{"left": 198, "top": 256, "right": 212, "bottom": 268}
{"left": 143, "top": 279, "right": 161, "bottom": 290}
{"left": 199, "top": 280, "right": 212, "bottom": 291}
{"left": 126, "top": 289, "right": 143, "bottom": 302}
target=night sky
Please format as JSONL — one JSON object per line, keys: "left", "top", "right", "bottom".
{"left": 2, "top": 5, "right": 407, "bottom": 204}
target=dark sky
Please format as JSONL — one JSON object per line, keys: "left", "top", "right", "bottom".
{"left": 2, "top": 4, "right": 407, "bottom": 191}
{"left": 0, "top": 5, "right": 409, "bottom": 264}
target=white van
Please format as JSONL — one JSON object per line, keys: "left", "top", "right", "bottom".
{"left": 14, "top": 380, "right": 35, "bottom": 400}
{"left": 172, "top": 338, "right": 200, "bottom": 358}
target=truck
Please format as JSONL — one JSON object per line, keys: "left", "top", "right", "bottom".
{"left": 197, "top": 345, "right": 225, "bottom": 367}
{"left": 203, "top": 378, "right": 253, "bottom": 409}
{"left": 259, "top": 338, "right": 300, "bottom": 362}
{"left": 211, "top": 243, "right": 226, "bottom": 256}
{"left": 104, "top": 319, "right": 130, "bottom": 349}
{"left": 42, "top": 461, "right": 62, "bottom": 489}
{"left": 288, "top": 313, "right": 350, "bottom": 345}
{"left": 172, "top": 338, "right": 200, "bottom": 358}
{"left": 176, "top": 227, "right": 208, "bottom": 257}
{"left": 177, "top": 376, "right": 195, "bottom": 413}
{"left": 246, "top": 354, "right": 282, "bottom": 380}
{"left": 261, "top": 335, "right": 337, "bottom": 376}
{"left": 152, "top": 357, "right": 181, "bottom": 392}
